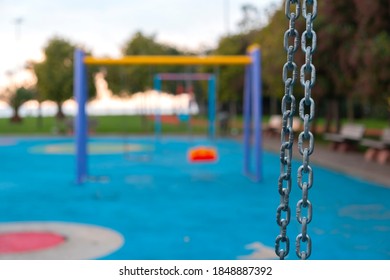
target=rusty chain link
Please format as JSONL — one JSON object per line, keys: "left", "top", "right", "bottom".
{"left": 276, "top": 0, "right": 317, "bottom": 260}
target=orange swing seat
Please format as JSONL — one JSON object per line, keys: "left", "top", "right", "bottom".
{"left": 188, "top": 146, "right": 218, "bottom": 162}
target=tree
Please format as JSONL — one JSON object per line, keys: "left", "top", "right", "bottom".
{"left": 351, "top": 0, "right": 390, "bottom": 120}
{"left": 105, "top": 32, "right": 184, "bottom": 94}
{"left": 369, "top": 31, "right": 390, "bottom": 123}
{"left": 33, "top": 37, "right": 76, "bottom": 118}
{"left": 314, "top": 0, "right": 390, "bottom": 129}
{"left": 253, "top": 7, "right": 285, "bottom": 115}
{"left": 256, "top": 0, "right": 390, "bottom": 131}
{"left": 211, "top": 33, "right": 254, "bottom": 116}
{"left": 238, "top": 4, "right": 261, "bottom": 33}
{"left": 9, "top": 86, "right": 35, "bottom": 122}
{"left": 212, "top": 3, "right": 288, "bottom": 117}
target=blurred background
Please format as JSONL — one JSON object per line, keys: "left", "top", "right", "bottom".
{"left": 0, "top": 0, "right": 388, "bottom": 136}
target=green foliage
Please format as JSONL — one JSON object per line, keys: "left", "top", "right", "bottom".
{"left": 28, "top": 1, "right": 389, "bottom": 126}
{"left": 254, "top": 7, "right": 285, "bottom": 100}
{"left": 122, "top": 31, "right": 181, "bottom": 55}
{"left": 251, "top": 0, "right": 390, "bottom": 124}
{"left": 366, "top": 31, "right": 390, "bottom": 105}
{"left": 210, "top": 33, "right": 251, "bottom": 107}
{"left": 33, "top": 37, "right": 75, "bottom": 108}
{"left": 9, "top": 87, "right": 35, "bottom": 109}
{"left": 202, "top": 4, "right": 285, "bottom": 115}
{"left": 9, "top": 86, "right": 35, "bottom": 122}
{"left": 314, "top": 0, "right": 390, "bottom": 122}
{"left": 33, "top": 37, "right": 97, "bottom": 117}
{"left": 105, "top": 32, "right": 185, "bottom": 94}
{"left": 238, "top": 4, "right": 261, "bottom": 33}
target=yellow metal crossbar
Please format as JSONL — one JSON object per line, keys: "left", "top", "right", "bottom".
{"left": 84, "top": 55, "right": 252, "bottom": 65}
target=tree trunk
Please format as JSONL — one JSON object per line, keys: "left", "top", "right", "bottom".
{"left": 388, "top": 99, "right": 390, "bottom": 127}
{"left": 270, "top": 95, "right": 278, "bottom": 116}
{"left": 346, "top": 94, "right": 354, "bottom": 122}
{"left": 324, "top": 99, "right": 340, "bottom": 133}
{"left": 324, "top": 99, "right": 332, "bottom": 133}
{"left": 56, "top": 101, "right": 65, "bottom": 119}
{"left": 10, "top": 109, "right": 22, "bottom": 123}
{"left": 36, "top": 101, "right": 43, "bottom": 128}
{"left": 10, "top": 110, "right": 22, "bottom": 123}
{"left": 141, "top": 115, "right": 148, "bottom": 132}
{"left": 228, "top": 101, "right": 237, "bottom": 135}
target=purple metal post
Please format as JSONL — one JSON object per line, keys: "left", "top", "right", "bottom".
{"left": 242, "top": 46, "right": 262, "bottom": 182}
{"left": 250, "top": 47, "right": 263, "bottom": 182}
{"left": 74, "top": 49, "right": 88, "bottom": 184}
{"left": 243, "top": 65, "right": 251, "bottom": 176}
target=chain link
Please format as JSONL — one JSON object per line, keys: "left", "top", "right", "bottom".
{"left": 276, "top": 0, "right": 300, "bottom": 260}
{"left": 296, "top": 0, "right": 317, "bottom": 260}
{"left": 276, "top": 0, "right": 317, "bottom": 260}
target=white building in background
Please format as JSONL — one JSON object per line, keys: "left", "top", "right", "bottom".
{"left": 0, "top": 71, "right": 199, "bottom": 118}
{"left": 18, "top": 100, "right": 58, "bottom": 117}
{"left": 0, "top": 100, "right": 13, "bottom": 118}
{"left": 18, "top": 100, "right": 39, "bottom": 117}
{"left": 84, "top": 72, "right": 199, "bottom": 116}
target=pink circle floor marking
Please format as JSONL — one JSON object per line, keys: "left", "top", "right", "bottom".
{"left": 0, "top": 232, "right": 65, "bottom": 254}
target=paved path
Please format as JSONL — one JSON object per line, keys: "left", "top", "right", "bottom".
{"left": 263, "top": 135, "right": 390, "bottom": 188}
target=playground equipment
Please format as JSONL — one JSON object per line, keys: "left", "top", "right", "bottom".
{"left": 187, "top": 146, "right": 218, "bottom": 163}
{"left": 153, "top": 73, "right": 215, "bottom": 138}
{"left": 73, "top": 46, "right": 263, "bottom": 184}
{"left": 275, "top": 0, "right": 318, "bottom": 260}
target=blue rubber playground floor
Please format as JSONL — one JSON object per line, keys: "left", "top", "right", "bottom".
{"left": 0, "top": 136, "right": 389, "bottom": 260}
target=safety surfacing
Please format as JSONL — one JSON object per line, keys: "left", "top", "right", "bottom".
{"left": 0, "top": 136, "right": 389, "bottom": 260}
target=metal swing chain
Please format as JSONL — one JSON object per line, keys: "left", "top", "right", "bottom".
{"left": 276, "top": 0, "right": 317, "bottom": 260}
{"left": 275, "top": 0, "right": 300, "bottom": 260}
{"left": 296, "top": 0, "right": 317, "bottom": 260}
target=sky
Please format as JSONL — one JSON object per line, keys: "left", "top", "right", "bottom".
{"left": 0, "top": 0, "right": 282, "bottom": 90}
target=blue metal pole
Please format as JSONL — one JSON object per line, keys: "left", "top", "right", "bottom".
{"left": 243, "top": 64, "right": 251, "bottom": 176}
{"left": 208, "top": 76, "right": 216, "bottom": 139}
{"left": 250, "top": 47, "right": 262, "bottom": 182}
{"left": 74, "top": 49, "right": 88, "bottom": 184}
{"left": 153, "top": 75, "right": 162, "bottom": 137}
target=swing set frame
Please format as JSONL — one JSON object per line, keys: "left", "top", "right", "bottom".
{"left": 153, "top": 73, "right": 216, "bottom": 138}
{"left": 73, "top": 45, "right": 263, "bottom": 184}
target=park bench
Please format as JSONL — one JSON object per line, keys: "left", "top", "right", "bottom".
{"left": 65, "top": 117, "right": 99, "bottom": 134}
{"left": 263, "top": 114, "right": 301, "bottom": 137}
{"left": 323, "top": 123, "right": 365, "bottom": 152}
{"left": 217, "top": 111, "right": 230, "bottom": 135}
{"left": 361, "top": 128, "right": 390, "bottom": 164}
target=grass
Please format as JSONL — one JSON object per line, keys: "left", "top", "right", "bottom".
{"left": 0, "top": 115, "right": 387, "bottom": 136}
{"left": 0, "top": 115, "right": 209, "bottom": 136}
{"left": 0, "top": 117, "right": 59, "bottom": 135}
